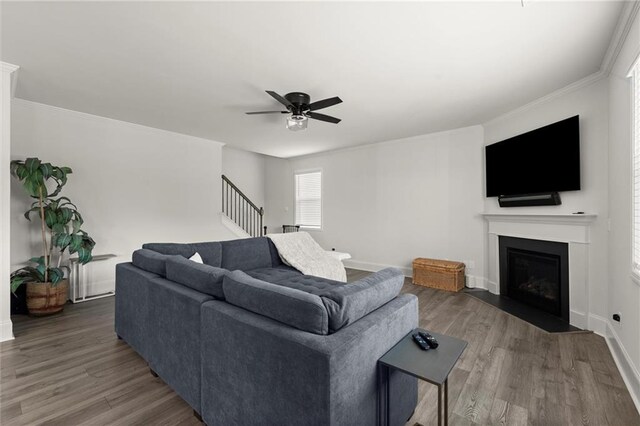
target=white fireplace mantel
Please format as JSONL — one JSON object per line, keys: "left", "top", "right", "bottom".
{"left": 482, "top": 212, "right": 598, "bottom": 330}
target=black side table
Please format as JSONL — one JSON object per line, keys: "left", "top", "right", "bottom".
{"left": 378, "top": 329, "right": 467, "bottom": 426}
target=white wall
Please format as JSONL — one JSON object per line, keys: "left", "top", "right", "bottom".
{"left": 607, "top": 7, "right": 640, "bottom": 405}
{"left": 10, "top": 99, "right": 234, "bottom": 296}
{"left": 222, "top": 146, "right": 266, "bottom": 209}
{"left": 264, "top": 155, "right": 293, "bottom": 234}
{"left": 265, "top": 126, "right": 486, "bottom": 283}
{"left": 483, "top": 79, "right": 610, "bottom": 328}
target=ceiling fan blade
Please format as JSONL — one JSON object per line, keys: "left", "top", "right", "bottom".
{"left": 266, "top": 90, "right": 293, "bottom": 108}
{"left": 245, "top": 111, "right": 289, "bottom": 115}
{"left": 306, "top": 112, "right": 341, "bottom": 124}
{"left": 307, "top": 96, "right": 342, "bottom": 111}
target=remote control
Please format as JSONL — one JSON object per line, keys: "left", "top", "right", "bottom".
{"left": 418, "top": 331, "right": 439, "bottom": 349}
{"left": 412, "top": 333, "right": 430, "bottom": 351}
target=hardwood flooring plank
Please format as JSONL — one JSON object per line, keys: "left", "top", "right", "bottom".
{"left": 598, "top": 382, "right": 640, "bottom": 425}
{"left": 14, "top": 370, "right": 151, "bottom": 425}
{"left": 0, "top": 400, "right": 22, "bottom": 423}
{"left": 489, "top": 398, "right": 528, "bottom": 426}
{"left": 82, "top": 378, "right": 176, "bottom": 425}
{"left": 105, "top": 388, "right": 184, "bottom": 425}
{"left": 1, "top": 367, "right": 90, "bottom": 407}
{"left": 453, "top": 346, "right": 507, "bottom": 423}
{"left": 574, "top": 360, "right": 610, "bottom": 425}
{"left": 129, "top": 394, "right": 199, "bottom": 426}
{"left": 40, "top": 397, "right": 112, "bottom": 426}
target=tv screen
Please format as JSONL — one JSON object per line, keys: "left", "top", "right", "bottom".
{"left": 485, "top": 115, "right": 580, "bottom": 197}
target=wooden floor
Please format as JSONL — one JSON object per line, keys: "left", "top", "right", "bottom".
{"left": 1, "top": 270, "right": 638, "bottom": 425}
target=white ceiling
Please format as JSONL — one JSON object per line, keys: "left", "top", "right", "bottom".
{"left": 1, "top": 1, "right": 624, "bottom": 158}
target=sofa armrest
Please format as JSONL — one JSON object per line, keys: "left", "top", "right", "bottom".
{"left": 115, "top": 262, "right": 157, "bottom": 360}
{"left": 200, "top": 294, "right": 418, "bottom": 426}
{"left": 148, "top": 277, "right": 213, "bottom": 413}
{"left": 321, "top": 267, "right": 405, "bottom": 332}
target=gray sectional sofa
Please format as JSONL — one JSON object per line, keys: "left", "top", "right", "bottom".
{"left": 115, "top": 236, "right": 418, "bottom": 426}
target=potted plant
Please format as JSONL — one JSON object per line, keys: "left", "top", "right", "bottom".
{"left": 9, "top": 158, "right": 95, "bottom": 315}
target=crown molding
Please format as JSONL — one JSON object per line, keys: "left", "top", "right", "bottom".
{"left": 484, "top": 69, "right": 606, "bottom": 126}
{"left": 601, "top": 1, "right": 640, "bottom": 75}
{"left": 485, "top": 2, "right": 640, "bottom": 127}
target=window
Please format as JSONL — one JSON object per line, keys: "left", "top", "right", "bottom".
{"left": 295, "top": 170, "right": 322, "bottom": 229}
{"left": 632, "top": 63, "right": 640, "bottom": 279}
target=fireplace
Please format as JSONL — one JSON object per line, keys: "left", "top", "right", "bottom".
{"left": 499, "top": 236, "right": 569, "bottom": 322}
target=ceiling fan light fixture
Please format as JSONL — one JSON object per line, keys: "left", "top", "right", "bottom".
{"left": 286, "top": 114, "right": 308, "bottom": 131}
{"left": 247, "top": 91, "right": 342, "bottom": 129}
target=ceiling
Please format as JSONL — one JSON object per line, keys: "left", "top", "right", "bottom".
{"left": 1, "top": 1, "right": 624, "bottom": 158}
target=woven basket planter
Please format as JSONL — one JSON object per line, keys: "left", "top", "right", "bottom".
{"left": 26, "top": 280, "right": 69, "bottom": 316}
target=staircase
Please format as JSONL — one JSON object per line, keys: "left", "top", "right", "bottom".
{"left": 221, "top": 175, "right": 265, "bottom": 238}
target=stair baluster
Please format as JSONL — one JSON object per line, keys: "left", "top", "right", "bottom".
{"left": 221, "top": 175, "right": 264, "bottom": 237}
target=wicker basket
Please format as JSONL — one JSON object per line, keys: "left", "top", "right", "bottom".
{"left": 26, "top": 280, "right": 69, "bottom": 316}
{"left": 412, "top": 258, "right": 465, "bottom": 292}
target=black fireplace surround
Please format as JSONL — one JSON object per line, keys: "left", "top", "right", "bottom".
{"left": 499, "top": 236, "right": 569, "bottom": 322}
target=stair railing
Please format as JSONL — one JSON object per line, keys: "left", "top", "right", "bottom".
{"left": 221, "top": 175, "right": 264, "bottom": 237}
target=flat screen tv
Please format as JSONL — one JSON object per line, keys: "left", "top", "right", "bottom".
{"left": 485, "top": 115, "right": 580, "bottom": 197}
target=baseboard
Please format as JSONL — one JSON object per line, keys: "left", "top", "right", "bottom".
{"left": 605, "top": 321, "right": 640, "bottom": 413}
{"left": 588, "top": 313, "right": 608, "bottom": 337}
{"left": 343, "top": 259, "right": 484, "bottom": 291}
{"left": 0, "top": 319, "right": 14, "bottom": 342}
{"left": 465, "top": 275, "right": 490, "bottom": 290}
{"left": 470, "top": 278, "right": 498, "bottom": 294}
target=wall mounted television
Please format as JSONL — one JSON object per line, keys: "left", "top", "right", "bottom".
{"left": 485, "top": 115, "right": 580, "bottom": 198}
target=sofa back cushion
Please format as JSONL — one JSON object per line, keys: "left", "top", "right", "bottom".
{"left": 220, "top": 237, "right": 274, "bottom": 271}
{"left": 267, "top": 238, "right": 283, "bottom": 267}
{"left": 142, "top": 243, "right": 195, "bottom": 258}
{"left": 223, "top": 271, "right": 329, "bottom": 335}
{"left": 320, "top": 268, "right": 405, "bottom": 333}
{"left": 132, "top": 249, "right": 170, "bottom": 276}
{"left": 191, "top": 242, "right": 223, "bottom": 267}
{"left": 165, "top": 256, "right": 226, "bottom": 299}
{"left": 142, "top": 242, "right": 222, "bottom": 267}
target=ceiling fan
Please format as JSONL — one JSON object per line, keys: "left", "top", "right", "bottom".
{"left": 246, "top": 91, "right": 342, "bottom": 131}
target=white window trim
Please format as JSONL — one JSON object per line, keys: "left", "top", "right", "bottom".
{"left": 630, "top": 59, "right": 640, "bottom": 286}
{"left": 293, "top": 168, "right": 323, "bottom": 231}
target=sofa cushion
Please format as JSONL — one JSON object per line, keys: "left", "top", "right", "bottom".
{"left": 191, "top": 242, "right": 222, "bottom": 267}
{"left": 165, "top": 256, "right": 226, "bottom": 299}
{"left": 143, "top": 242, "right": 222, "bottom": 267}
{"left": 223, "top": 271, "right": 329, "bottom": 335}
{"left": 132, "top": 249, "right": 170, "bottom": 276}
{"left": 275, "top": 274, "right": 346, "bottom": 295}
{"left": 320, "top": 267, "right": 405, "bottom": 332}
{"left": 245, "top": 266, "right": 301, "bottom": 284}
{"left": 220, "top": 237, "right": 274, "bottom": 271}
{"left": 267, "top": 238, "right": 283, "bottom": 267}
{"left": 143, "top": 242, "right": 195, "bottom": 258}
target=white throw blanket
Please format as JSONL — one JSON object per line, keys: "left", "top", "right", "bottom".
{"left": 267, "top": 232, "right": 347, "bottom": 282}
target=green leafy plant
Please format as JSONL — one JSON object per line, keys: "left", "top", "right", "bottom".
{"left": 9, "top": 158, "right": 95, "bottom": 293}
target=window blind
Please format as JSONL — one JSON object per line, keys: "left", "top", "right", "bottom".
{"left": 633, "top": 65, "right": 640, "bottom": 275}
{"left": 295, "top": 171, "right": 322, "bottom": 228}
